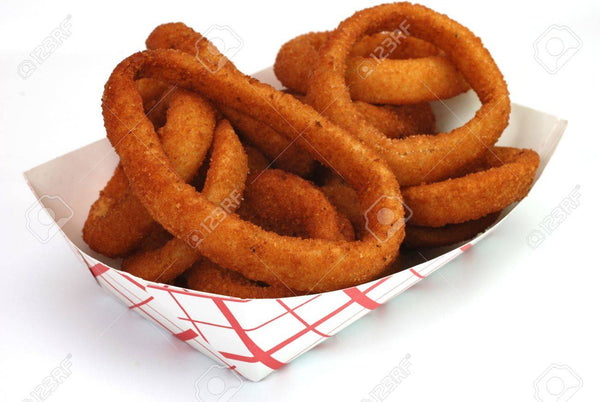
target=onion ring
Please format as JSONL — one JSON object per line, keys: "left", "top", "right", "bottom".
{"left": 189, "top": 168, "right": 353, "bottom": 298}
{"left": 186, "top": 260, "right": 296, "bottom": 299}
{"left": 320, "top": 146, "right": 538, "bottom": 230}
{"left": 305, "top": 2, "right": 511, "bottom": 186}
{"left": 121, "top": 119, "right": 248, "bottom": 283}
{"left": 102, "top": 46, "right": 404, "bottom": 292}
{"left": 275, "top": 31, "right": 468, "bottom": 104}
{"left": 220, "top": 105, "right": 316, "bottom": 177}
{"left": 404, "top": 147, "right": 539, "bottom": 227}
{"left": 83, "top": 84, "right": 216, "bottom": 257}
{"left": 292, "top": 93, "right": 437, "bottom": 138}
{"left": 403, "top": 212, "right": 500, "bottom": 249}
{"left": 238, "top": 169, "right": 354, "bottom": 242}
{"left": 146, "top": 22, "right": 317, "bottom": 178}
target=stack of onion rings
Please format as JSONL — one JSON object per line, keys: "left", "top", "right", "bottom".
{"left": 82, "top": 3, "right": 540, "bottom": 299}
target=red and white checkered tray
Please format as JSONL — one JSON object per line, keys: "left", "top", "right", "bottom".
{"left": 24, "top": 68, "right": 566, "bottom": 381}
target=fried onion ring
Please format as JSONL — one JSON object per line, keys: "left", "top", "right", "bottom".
{"left": 83, "top": 84, "right": 215, "bottom": 257}
{"left": 186, "top": 260, "right": 296, "bottom": 299}
{"left": 220, "top": 106, "right": 316, "bottom": 177}
{"left": 305, "top": 3, "right": 511, "bottom": 186}
{"left": 404, "top": 147, "right": 540, "bottom": 227}
{"left": 320, "top": 146, "right": 538, "bottom": 230}
{"left": 293, "top": 93, "right": 437, "bottom": 138}
{"left": 103, "top": 46, "right": 404, "bottom": 292}
{"left": 238, "top": 169, "right": 355, "bottom": 242}
{"left": 188, "top": 168, "right": 353, "bottom": 298}
{"left": 403, "top": 212, "right": 500, "bottom": 249}
{"left": 146, "top": 23, "right": 316, "bottom": 178}
{"left": 275, "top": 31, "right": 468, "bottom": 104}
{"left": 121, "top": 119, "right": 248, "bottom": 282}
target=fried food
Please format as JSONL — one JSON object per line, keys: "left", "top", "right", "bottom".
{"left": 82, "top": 4, "right": 541, "bottom": 299}
{"left": 186, "top": 260, "right": 297, "bottom": 299}
{"left": 121, "top": 119, "right": 248, "bottom": 283}
{"left": 220, "top": 105, "right": 316, "bottom": 177}
{"left": 275, "top": 31, "right": 468, "bottom": 104}
{"left": 238, "top": 169, "right": 354, "bottom": 242}
{"left": 188, "top": 168, "right": 353, "bottom": 298}
{"left": 403, "top": 147, "right": 540, "bottom": 227}
{"left": 319, "top": 147, "right": 538, "bottom": 241}
{"left": 102, "top": 45, "right": 405, "bottom": 293}
{"left": 147, "top": 22, "right": 316, "bottom": 178}
{"left": 305, "top": 3, "right": 511, "bottom": 186}
{"left": 292, "top": 93, "right": 437, "bottom": 138}
{"left": 83, "top": 83, "right": 216, "bottom": 257}
{"left": 403, "top": 213, "right": 500, "bottom": 249}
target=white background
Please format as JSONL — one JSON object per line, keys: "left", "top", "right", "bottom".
{"left": 1, "top": 0, "right": 599, "bottom": 401}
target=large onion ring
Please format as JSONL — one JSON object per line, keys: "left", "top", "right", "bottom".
{"left": 121, "top": 119, "right": 248, "bottom": 283}
{"left": 83, "top": 84, "right": 216, "bottom": 257}
{"left": 306, "top": 2, "right": 511, "bottom": 186}
{"left": 275, "top": 31, "right": 468, "bottom": 104}
{"left": 103, "top": 46, "right": 404, "bottom": 292}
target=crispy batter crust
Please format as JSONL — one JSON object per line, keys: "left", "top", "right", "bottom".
{"left": 306, "top": 3, "right": 511, "bottom": 186}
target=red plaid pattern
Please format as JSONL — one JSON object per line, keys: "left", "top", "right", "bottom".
{"left": 78, "top": 244, "right": 468, "bottom": 381}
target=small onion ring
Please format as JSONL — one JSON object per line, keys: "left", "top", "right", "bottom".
{"left": 403, "top": 147, "right": 540, "bottom": 227}
{"left": 403, "top": 212, "right": 500, "bottom": 249}
{"left": 187, "top": 260, "right": 296, "bottom": 299}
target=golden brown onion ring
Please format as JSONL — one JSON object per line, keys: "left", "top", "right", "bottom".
{"left": 306, "top": 3, "right": 511, "bottom": 186}
{"left": 403, "top": 147, "right": 540, "bottom": 227}
{"left": 275, "top": 31, "right": 468, "bottom": 104}
{"left": 102, "top": 45, "right": 404, "bottom": 292}
{"left": 188, "top": 168, "right": 354, "bottom": 299}
{"left": 186, "top": 260, "right": 296, "bottom": 299}
{"left": 83, "top": 84, "right": 215, "bottom": 257}
{"left": 121, "top": 119, "right": 248, "bottom": 282}
{"left": 403, "top": 212, "right": 500, "bottom": 249}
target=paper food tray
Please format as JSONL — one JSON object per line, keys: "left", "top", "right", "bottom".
{"left": 24, "top": 67, "right": 566, "bottom": 381}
